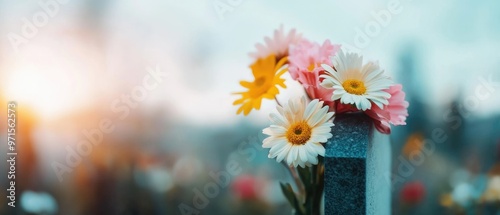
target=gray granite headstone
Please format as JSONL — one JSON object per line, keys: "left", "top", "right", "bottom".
{"left": 324, "top": 113, "right": 391, "bottom": 215}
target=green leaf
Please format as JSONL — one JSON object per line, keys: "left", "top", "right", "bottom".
{"left": 279, "top": 182, "right": 305, "bottom": 215}
{"left": 280, "top": 182, "right": 295, "bottom": 207}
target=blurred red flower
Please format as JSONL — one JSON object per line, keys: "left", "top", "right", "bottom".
{"left": 400, "top": 181, "right": 426, "bottom": 204}
{"left": 231, "top": 175, "right": 262, "bottom": 200}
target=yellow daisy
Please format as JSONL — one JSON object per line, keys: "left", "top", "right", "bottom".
{"left": 233, "top": 55, "right": 288, "bottom": 115}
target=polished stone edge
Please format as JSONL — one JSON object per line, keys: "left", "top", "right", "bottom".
{"left": 324, "top": 113, "right": 391, "bottom": 215}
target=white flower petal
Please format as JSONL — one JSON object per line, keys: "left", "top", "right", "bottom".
{"left": 262, "top": 97, "right": 334, "bottom": 167}
{"left": 303, "top": 99, "right": 319, "bottom": 121}
{"left": 269, "top": 113, "right": 288, "bottom": 127}
{"left": 276, "top": 144, "right": 291, "bottom": 162}
{"left": 287, "top": 147, "right": 298, "bottom": 166}
{"left": 325, "top": 49, "right": 393, "bottom": 111}
{"left": 321, "top": 64, "right": 336, "bottom": 74}
{"left": 313, "top": 125, "right": 333, "bottom": 135}
{"left": 308, "top": 106, "right": 328, "bottom": 127}
{"left": 320, "top": 79, "right": 334, "bottom": 89}
{"left": 267, "top": 138, "right": 287, "bottom": 153}
{"left": 298, "top": 146, "right": 308, "bottom": 162}
{"left": 340, "top": 93, "right": 354, "bottom": 105}
{"left": 310, "top": 142, "right": 326, "bottom": 156}
{"left": 268, "top": 125, "right": 287, "bottom": 135}
{"left": 263, "top": 137, "right": 276, "bottom": 148}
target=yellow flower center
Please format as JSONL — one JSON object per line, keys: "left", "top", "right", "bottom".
{"left": 254, "top": 76, "right": 266, "bottom": 86}
{"left": 307, "top": 63, "right": 316, "bottom": 72}
{"left": 286, "top": 121, "right": 312, "bottom": 145}
{"left": 249, "top": 76, "right": 270, "bottom": 98}
{"left": 342, "top": 79, "right": 367, "bottom": 95}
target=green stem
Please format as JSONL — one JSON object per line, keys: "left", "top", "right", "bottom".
{"left": 313, "top": 157, "right": 325, "bottom": 215}
{"left": 289, "top": 165, "right": 306, "bottom": 203}
{"left": 281, "top": 162, "right": 306, "bottom": 205}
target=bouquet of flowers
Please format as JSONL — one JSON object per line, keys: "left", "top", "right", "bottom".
{"left": 233, "top": 26, "right": 409, "bottom": 215}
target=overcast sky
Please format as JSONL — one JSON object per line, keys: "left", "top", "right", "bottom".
{"left": 0, "top": 0, "right": 499, "bottom": 124}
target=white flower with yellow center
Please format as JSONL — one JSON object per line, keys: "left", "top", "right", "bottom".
{"left": 320, "top": 50, "right": 393, "bottom": 111}
{"left": 262, "top": 97, "right": 334, "bottom": 167}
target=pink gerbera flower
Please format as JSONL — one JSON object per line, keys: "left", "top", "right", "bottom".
{"left": 366, "top": 84, "right": 409, "bottom": 134}
{"left": 249, "top": 25, "right": 303, "bottom": 61}
{"left": 288, "top": 39, "right": 341, "bottom": 107}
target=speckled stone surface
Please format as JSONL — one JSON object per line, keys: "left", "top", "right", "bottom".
{"left": 324, "top": 113, "right": 390, "bottom": 215}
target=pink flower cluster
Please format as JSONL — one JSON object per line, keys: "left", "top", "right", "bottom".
{"left": 288, "top": 40, "right": 340, "bottom": 109}
{"left": 288, "top": 38, "right": 408, "bottom": 134}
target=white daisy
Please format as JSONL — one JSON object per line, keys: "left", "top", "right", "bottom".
{"left": 320, "top": 50, "right": 393, "bottom": 111}
{"left": 262, "top": 97, "right": 334, "bottom": 167}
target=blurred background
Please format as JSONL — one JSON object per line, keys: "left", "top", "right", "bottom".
{"left": 0, "top": 0, "right": 500, "bottom": 214}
